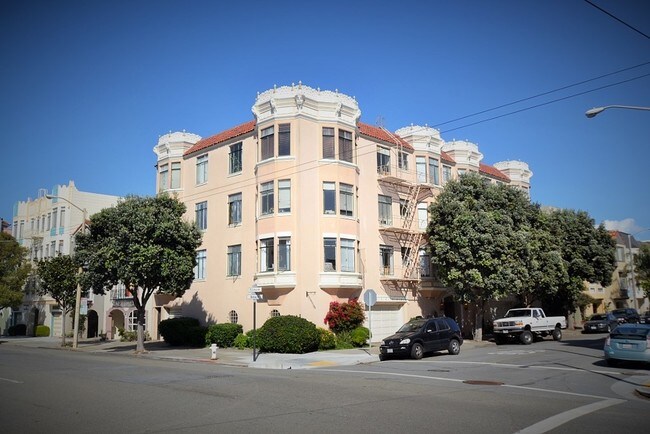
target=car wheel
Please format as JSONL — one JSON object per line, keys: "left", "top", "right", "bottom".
{"left": 606, "top": 358, "right": 618, "bottom": 367}
{"left": 520, "top": 330, "right": 533, "bottom": 345}
{"left": 495, "top": 335, "right": 506, "bottom": 345}
{"left": 379, "top": 353, "right": 387, "bottom": 361}
{"left": 411, "top": 343, "right": 424, "bottom": 360}
{"left": 552, "top": 328, "right": 562, "bottom": 341}
{"left": 448, "top": 339, "right": 460, "bottom": 355}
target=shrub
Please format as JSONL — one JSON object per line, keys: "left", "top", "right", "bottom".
{"left": 350, "top": 326, "right": 370, "bottom": 347}
{"left": 205, "top": 323, "right": 243, "bottom": 348}
{"left": 35, "top": 325, "right": 50, "bottom": 337}
{"left": 324, "top": 298, "right": 365, "bottom": 334}
{"left": 8, "top": 324, "right": 27, "bottom": 336}
{"left": 187, "top": 326, "right": 208, "bottom": 348}
{"left": 233, "top": 333, "right": 250, "bottom": 349}
{"left": 317, "top": 328, "right": 336, "bottom": 350}
{"left": 159, "top": 317, "right": 201, "bottom": 346}
{"left": 334, "top": 331, "right": 354, "bottom": 349}
{"left": 257, "top": 315, "right": 319, "bottom": 354}
{"left": 118, "top": 328, "right": 150, "bottom": 342}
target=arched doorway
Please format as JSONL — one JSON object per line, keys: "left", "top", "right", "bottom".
{"left": 87, "top": 310, "right": 99, "bottom": 338}
{"left": 110, "top": 310, "right": 125, "bottom": 340}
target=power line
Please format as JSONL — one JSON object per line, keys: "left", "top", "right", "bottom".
{"left": 584, "top": 0, "right": 650, "bottom": 40}
{"left": 432, "top": 61, "right": 650, "bottom": 128}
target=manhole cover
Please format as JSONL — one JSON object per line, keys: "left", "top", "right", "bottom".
{"left": 463, "top": 380, "right": 504, "bottom": 386}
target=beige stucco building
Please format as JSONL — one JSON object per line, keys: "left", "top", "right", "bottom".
{"left": 153, "top": 84, "right": 532, "bottom": 341}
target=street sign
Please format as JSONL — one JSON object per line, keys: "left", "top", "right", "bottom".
{"left": 246, "top": 293, "right": 263, "bottom": 301}
{"left": 248, "top": 284, "right": 262, "bottom": 294}
{"left": 79, "top": 298, "right": 88, "bottom": 315}
{"left": 363, "top": 289, "right": 377, "bottom": 307}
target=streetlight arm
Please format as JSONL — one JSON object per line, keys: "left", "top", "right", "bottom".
{"left": 585, "top": 105, "right": 650, "bottom": 118}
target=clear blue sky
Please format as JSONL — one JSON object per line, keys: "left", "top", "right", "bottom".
{"left": 2, "top": 1, "right": 649, "bottom": 238}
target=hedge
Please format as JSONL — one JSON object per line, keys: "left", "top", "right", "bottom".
{"left": 257, "top": 315, "right": 319, "bottom": 354}
{"left": 205, "top": 323, "right": 243, "bottom": 348}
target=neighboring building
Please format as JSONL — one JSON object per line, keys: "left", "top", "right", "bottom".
{"left": 8, "top": 181, "right": 129, "bottom": 339}
{"left": 153, "top": 84, "right": 532, "bottom": 341}
{"left": 1, "top": 218, "right": 11, "bottom": 234}
{"left": 583, "top": 231, "right": 649, "bottom": 318}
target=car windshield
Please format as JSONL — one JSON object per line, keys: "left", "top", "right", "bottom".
{"left": 611, "top": 311, "right": 627, "bottom": 318}
{"left": 589, "top": 314, "right": 606, "bottom": 321}
{"left": 504, "top": 309, "right": 531, "bottom": 318}
{"left": 397, "top": 320, "right": 425, "bottom": 333}
{"left": 610, "top": 326, "right": 650, "bottom": 340}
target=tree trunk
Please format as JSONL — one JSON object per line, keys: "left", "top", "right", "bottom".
{"left": 61, "top": 309, "right": 67, "bottom": 347}
{"left": 473, "top": 298, "right": 486, "bottom": 342}
{"left": 135, "top": 307, "right": 145, "bottom": 353}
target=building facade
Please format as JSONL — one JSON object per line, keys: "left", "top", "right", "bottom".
{"left": 8, "top": 181, "right": 128, "bottom": 338}
{"left": 153, "top": 84, "right": 532, "bottom": 341}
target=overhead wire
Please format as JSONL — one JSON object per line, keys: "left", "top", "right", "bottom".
{"left": 583, "top": 0, "right": 650, "bottom": 40}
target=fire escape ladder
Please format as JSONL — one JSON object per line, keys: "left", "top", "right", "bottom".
{"left": 401, "top": 184, "right": 420, "bottom": 230}
{"left": 402, "top": 231, "right": 422, "bottom": 279}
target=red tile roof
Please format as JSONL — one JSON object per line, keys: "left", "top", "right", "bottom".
{"left": 357, "top": 122, "right": 414, "bottom": 151}
{"left": 441, "top": 151, "right": 455, "bottom": 164}
{"left": 184, "top": 120, "right": 256, "bottom": 157}
{"left": 479, "top": 163, "right": 510, "bottom": 182}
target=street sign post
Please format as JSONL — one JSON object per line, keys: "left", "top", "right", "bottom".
{"left": 249, "top": 284, "right": 262, "bottom": 362}
{"left": 363, "top": 289, "right": 377, "bottom": 348}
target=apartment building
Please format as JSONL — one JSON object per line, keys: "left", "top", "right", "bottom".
{"left": 9, "top": 181, "right": 124, "bottom": 338}
{"left": 154, "top": 84, "right": 532, "bottom": 341}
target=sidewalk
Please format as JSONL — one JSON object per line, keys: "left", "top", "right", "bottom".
{"left": 0, "top": 336, "right": 493, "bottom": 370}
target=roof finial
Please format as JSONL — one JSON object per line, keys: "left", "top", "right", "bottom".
{"left": 298, "top": 80, "right": 302, "bottom": 88}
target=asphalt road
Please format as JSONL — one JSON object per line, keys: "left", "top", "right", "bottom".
{"left": 0, "top": 333, "right": 647, "bottom": 433}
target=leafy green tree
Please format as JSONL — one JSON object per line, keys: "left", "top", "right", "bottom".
{"left": 543, "top": 209, "right": 616, "bottom": 317}
{"left": 75, "top": 195, "right": 202, "bottom": 352}
{"left": 0, "top": 232, "right": 31, "bottom": 310}
{"left": 427, "top": 174, "right": 540, "bottom": 339}
{"left": 635, "top": 243, "right": 650, "bottom": 299}
{"left": 37, "top": 255, "right": 81, "bottom": 346}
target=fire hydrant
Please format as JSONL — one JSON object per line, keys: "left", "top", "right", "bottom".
{"left": 210, "top": 343, "right": 218, "bottom": 360}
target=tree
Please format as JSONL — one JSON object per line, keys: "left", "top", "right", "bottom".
{"left": 635, "top": 243, "right": 650, "bottom": 299}
{"left": 75, "top": 195, "right": 202, "bottom": 352}
{"left": 37, "top": 255, "right": 81, "bottom": 346}
{"left": 427, "top": 174, "right": 540, "bottom": 340}
{"left": 543, "top": 209, "right": 616, "bottom": 318}
{"left": 0, "top": 232, "right": 30, "bottom": 311}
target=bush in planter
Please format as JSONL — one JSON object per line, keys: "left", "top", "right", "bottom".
{"left": 350, "top": 326, "right": 370, "bottom": 347}
{"left": 257, "top": 315, "right": 319, "bottom": 354}
{"left": 233, "top": 333, "right": 249, "bottom": 349}
{"left": 317, "top": 328, "right": 336, "bottom": 350}
{"left": 159, "top": 317, "right": 201, "bottom": 346}
{"left": 35, "top": 325, "right": 50, "bottom": 337}
{"left": 205, "top": 323, "right": 243, "bottom": 348}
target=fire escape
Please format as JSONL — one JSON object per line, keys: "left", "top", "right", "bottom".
{"left": 377, "top": 128, "right": 432, "bottom": 282}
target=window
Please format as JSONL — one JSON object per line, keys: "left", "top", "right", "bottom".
{"left": 19, "top": 221, "right": 24, "bottom": 238}
{"left": 59, "top": 208, "right": 65, "bottom": 229}
{"left": 323, "top": 182, "right": 336, "bottom": 215}
{"left": 195, "top": 250, "right": 206, "bottom": 280}
{"left": 442, "top": 165, "right": 452, "bottom": 184}
{"left": 227, "top": 245, "right": 241, "bottom": 276}
{"left": 278, "top": 180, "right": 291, "bottom": 213}
{"left": 341, "top": 239, "right": 355, "bottom": 272}
{"left": 58, "top": 240, "right": 64, "bottom": 254}
{"left": 270, "top": 309, "right": 281, "bottom": 318}
{"left": 458, "top": 169, "right": 466, "bottom": 177}
{"left": 261, "top": 126, "right": 274, "bottom": 160}
{"left": 399, "top": 151, "right": 408, "bottom": 170}
{"left": 278, "top": 237, "right": 291, "bottom": 271}
{"left": 324, "top": 238, "right": 337, "bottom": 271}
{"left": 339, "top": 183, "right": 354, "bottom": 217}
{"left": 45, "top": 244, "right": 49, "bottom": 258}
{"left": 377, "top": 147, "right": 390, "bottom": 174}
{"left": 378, "top": 195, "right": 392, "bottom": 225}
{"left": 50, "top": 241, "right": 55, "bottom": 256}
{"left": 429, "top": 158, "right": 439, "bottom": 185}
{"left": 380, "top": 245, "right": 394, "bottom": 275}
{"left": 260, "top": 182, "right": 274, "bottom": 215}
{"left": 30, "top": 218, "right": 34, "bottom": 232}
{"left": 128, "top": 311, "right": 145, "bottom": 332}
{"left": 322, "top": 127, "right": 335, "bottom": 159}
{"left": 278, "top": 123, "right": 290, "bottom": 156}
{"left": 196, "top": 154, "right": 208, "bottom": 184}
{"left": 339, "top": 129, "right": 353, "bottom": 162}
{"left": 399, "top": 199, "right": 408, "bottom": 218}
{"left": 417, "top": 202, "right": 428, "bottom": 230}
{"left": 260, "top": 238, "right": 274, "bottom": 272}
{"left": 228, "top": 193, "right": 242, "bottom": 225}
{"left": 229, "top": 142, "right": 243, "bottom": 174}
{"left": 171, "top": 162, "right": 181, "bottom": 189}
{"left": 159, "top": 164, "right": 168, "bottom": 191}
{"left": 419, "top": 249, "right": 431, "bottom": 277}
{"left": 195, "top": 201, "right": 207, "bottom": 230}
{"left": 47, "top": 213, "right": 51, "bottom": 231}
{"left": 616, "top": 246, "right": 624, "bottom": 262}
{"left": 416, "top": 156, "right": 427, "bottom": 183}
{"left": 229, "top": 310, "right": 239, "bottom": 324}
{"left": 401, "top": 247, "right": 411, "bottom": 266}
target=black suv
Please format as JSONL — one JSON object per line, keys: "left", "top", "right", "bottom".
{"left": 379, "top": 317, "right": 463, "bottom": 360}
{"left": 611, "top": 308, "right": 640, "bottom": 324}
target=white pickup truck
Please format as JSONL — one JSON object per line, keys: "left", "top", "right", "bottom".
{"left": 492, "top": 308, "right": 567, "bottom": 345}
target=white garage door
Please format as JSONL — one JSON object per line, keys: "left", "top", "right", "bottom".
{"left": 366, "top": 305, "right": 403, "bottom": 343}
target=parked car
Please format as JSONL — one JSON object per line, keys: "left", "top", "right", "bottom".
{"left": 603, "top": 323, "right": 650, "bottom": 366}
{"left": 582, "top": 313, "right": 619, "bottom": 334}
{"left": 611, "top": 308, "right": 640, "bottom": 324}
{"left": 639, "top": 311, "right": 650, "bottom": 324}
{"left": 379, "top": 317, "right": 463, "bottom": 360}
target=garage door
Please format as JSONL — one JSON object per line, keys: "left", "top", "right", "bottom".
{"left": 365, "top": 305, "right": 403, "bottom": 343}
